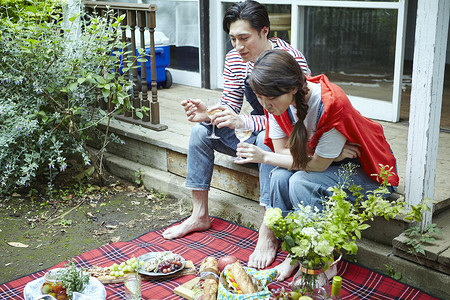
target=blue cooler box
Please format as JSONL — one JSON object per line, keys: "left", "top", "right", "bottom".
{"left": 136, "top": 45, "right": 171, "bottom": 88}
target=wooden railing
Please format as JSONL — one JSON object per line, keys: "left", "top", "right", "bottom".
{"left": 84, "top": 1, "right": 167, "bottom": 131}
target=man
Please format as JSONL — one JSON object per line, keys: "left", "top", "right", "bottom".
{"left": 162, "top": 0, "right": 310, "bottom": 269}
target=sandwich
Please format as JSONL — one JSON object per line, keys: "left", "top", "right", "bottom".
{"left": 193, "top": 257, "right": 220, "bottom": 300}
{"left": 199, "top": 257, "right": 220, "bottom": 279}
{"left": 221, "top": 260, "right": 261, "bottom": 294}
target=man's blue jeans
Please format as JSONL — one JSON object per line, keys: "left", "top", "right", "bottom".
{"left": 185, "top": 123, "right": 274, "bottom": 206}
{"left": 269, "top": 160, "right": 396, "bottom": 216}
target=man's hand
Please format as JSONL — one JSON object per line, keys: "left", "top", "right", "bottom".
{"left": 180, "top": 99, "right": 209, "bottom": 123}
{"left": 211, "top": 105, "right": 245, "bottom": 130}
{"left": 334, "top": 142, "right": 361, "bottom": 162}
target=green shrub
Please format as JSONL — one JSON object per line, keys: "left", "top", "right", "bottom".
{"left": 0, "top": 0, "right": 63, "bottom": 22}
{"left": 0, "top": 2, "right": 142, "bottom": 194}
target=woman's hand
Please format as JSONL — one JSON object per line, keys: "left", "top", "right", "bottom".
{"left": 180, "top": 99, "right": 209, "bottom": 123}
{"left": 235, "top": 142, "right": 267, "bottom": 164}
{"left": 334, "top": 142, "right": 361, "bottom": 162}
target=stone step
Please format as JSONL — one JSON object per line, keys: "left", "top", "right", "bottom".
{"left": 92, "top": 119, "right": 409, "bottom": 245}
{"left": 392, "top": 207, "right": 450, "bottom": 275}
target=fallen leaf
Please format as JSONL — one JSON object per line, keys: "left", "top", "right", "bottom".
{"left": 131, "top": 201, "right": 140, "bottom": 205}
{"left": 7, "top": 242, "right": 29, "bottom": 248}
{"left": 147, "top": 194, "right": 157, "bottom": 201}
{"left": 105, "top": 225, "right": 117, "bottom": 229}
{"left": 5, "top": 263, "right": 11, "bottom": 267}
{"left": 12, "top": 193, "right": 21, "bottom": 197}
{"left": 110, "top": 236, "right": 120, "bottom": 243}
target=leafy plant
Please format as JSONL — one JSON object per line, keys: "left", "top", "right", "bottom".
{"left": 59, "top": 260, "right": 90, "bottom": 297}
{"left": 384, "top": 264, "right": 402, "bottom": 281}
{"left": 401, "top": 198, "right": 442, "bottom": 257}
{"left": 403, "top": 223, "right": 441, "bottom": 256}
{"left": 264, "top": 163, "right": 407, "bottom": 268}
{"left": 0, "top": 0, "right": 63, "bottom": 22}
{"left": 54, "top": 218, "right": 73, "bottom": 227}
{"left": 0, "top": 1, "right": 146, "bottom": 194}
{"left": 134, "top": 169, "right": 143, "bottom": 186}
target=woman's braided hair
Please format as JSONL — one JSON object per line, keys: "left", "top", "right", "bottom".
{"left": 250, "top": 50, "right": 310, "bottom": 170}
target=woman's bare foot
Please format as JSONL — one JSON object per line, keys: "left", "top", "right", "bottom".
{"left": 275, "top": 256, "right": 299, "bottom": 281}
{"left": 248, "top": 223, "right": 278, "bottom": 269}
{"left": 162, "top": 215, "right": 211, "bottom": 240}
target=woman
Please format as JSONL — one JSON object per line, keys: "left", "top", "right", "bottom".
{"left": 236, "top": 49, "right": 399, "bottom": 280}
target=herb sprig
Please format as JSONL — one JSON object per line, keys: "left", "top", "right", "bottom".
{"left": 59, "top": 261, "right": 90, "bottom": 297}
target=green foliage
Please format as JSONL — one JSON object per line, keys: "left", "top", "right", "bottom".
{"left": 384, "top": 264, "right": 402, "bottom": 281}
{"left": 59, "top": 260, "right": 90, "bottom": 297}
{"left": 400, "top": 198, "right": 442, "bottom": 257}
{"left": 404, "top": 223, "right": 441, "bottom": 256}
{"left": 134, "top": 169, "right": 143, "bottom": 186}
{"left": 0, "top": 0, "right": 63, "bottom": 23}
{"left": 54, "top": 218, "right": 73, "bottom": 227}
{"left": 0, "top": 2, "right": 145, "bottom": 194}
{"left": 264, "top": 163, "right": 408, "bottom": 267}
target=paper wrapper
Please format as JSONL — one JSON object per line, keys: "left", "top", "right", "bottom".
{"left": 217, "top": 265, "right": 277, "bottom": 300}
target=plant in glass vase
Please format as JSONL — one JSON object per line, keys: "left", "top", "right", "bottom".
{"left": 264, "top": 163, "right": 407, "bottom": 298}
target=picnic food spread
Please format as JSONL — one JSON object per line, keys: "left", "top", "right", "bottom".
{"left": 144, "top": 251, "right": 184, "bottom": 274}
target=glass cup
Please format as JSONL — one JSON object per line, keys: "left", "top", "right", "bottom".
{"left": 234, "top": 126, "right": 252, "bottom": 161}
{"left": 206, "top": 98, "right": 221, "bottom": 139}
{"left": 124, "top": 273, "right": 141, "bottom": 300}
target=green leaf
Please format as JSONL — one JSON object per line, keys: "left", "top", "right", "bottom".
{"left": 102, "top": 88, "right": 110, "bottom": 99}
{"left": 69, "top": 82, "right": 78, "bottom": 92}
{"left": 135, "top": 111, "right": 143, "bottom": 119}
{"left": 285, "top": 235, "right": 295, "bottom": 247}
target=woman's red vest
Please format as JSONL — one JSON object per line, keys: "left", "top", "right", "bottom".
{"left": 264, "top": 74, "right": 399, "bottom": 186}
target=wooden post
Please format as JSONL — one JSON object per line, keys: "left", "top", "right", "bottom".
{"left": 128, "top": 10, "right": 139, "bottom": 119}
{"left": 405, "top": 0, "right": 449, "bottom": 229}
{"left": 147, "top": 9, "right": 159, "bottom": 125}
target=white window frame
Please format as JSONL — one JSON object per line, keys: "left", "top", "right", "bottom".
{"left": 211, "top": 0, "right": 408, "bottom": 122}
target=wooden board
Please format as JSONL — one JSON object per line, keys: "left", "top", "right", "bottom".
{"left": 96, "top": 260, "right": 196, "bottom": 284}
{"left": 173, "top": 277, "right": 200, "bottom": 300}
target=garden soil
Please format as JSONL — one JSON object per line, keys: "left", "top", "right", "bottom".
{"left": 0, "top": 175, "right": 190, "bottom": 284}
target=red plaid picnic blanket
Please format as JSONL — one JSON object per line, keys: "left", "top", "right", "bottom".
{"left": 0, "top": 217, "right": 439, "bottom": 299}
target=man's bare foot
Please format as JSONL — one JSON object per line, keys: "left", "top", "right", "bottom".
{"left": 274, "top": 256, "right": 299, "bottom": 281}
{"left": 248, "top": 223, "right": 278, "bottom": 269}
{"left": 162, "top": 215, "right": 211, "bottom": 239}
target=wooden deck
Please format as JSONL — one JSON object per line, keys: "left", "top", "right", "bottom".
{"left": 156, "top": 83, "right": 450, "bottom": 210}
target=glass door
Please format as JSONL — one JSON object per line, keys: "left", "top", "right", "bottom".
{"left": 212, "top": 0, "right": 408, "bottom": 122}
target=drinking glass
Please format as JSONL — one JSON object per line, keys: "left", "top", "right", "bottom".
{"left": 124, "top": 273, "right": 141, "bottom": 300}
{"left": 234, "top": 125, "right": 252, "bottom": 161}
{"left": 206, "top": 98, "right": 221, "bottom": 139}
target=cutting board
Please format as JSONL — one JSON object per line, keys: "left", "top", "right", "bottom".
{"left": 97, "top": 260, "right": 196, "bottom": 284}
{"left": 173, "top": 277, "right": 200, "bottom": 300}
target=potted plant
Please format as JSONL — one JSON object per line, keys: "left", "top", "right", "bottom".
{"left": 264, "top": 163, "right": 407, "bottom": 297}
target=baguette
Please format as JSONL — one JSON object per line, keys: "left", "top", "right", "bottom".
{"left": 228, "top": 261, "right": 256, "bottom": 294}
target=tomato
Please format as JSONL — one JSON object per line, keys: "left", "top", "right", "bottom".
{"left": 218, "top": 255, "right": 238, "bottom": 272}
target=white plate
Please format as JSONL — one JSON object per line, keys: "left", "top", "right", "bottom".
{"left": 23, "top": 271, "right": 106, "bottom": 300}
{"left": 138, "top": 252, "right": 186, "bottom": 276}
